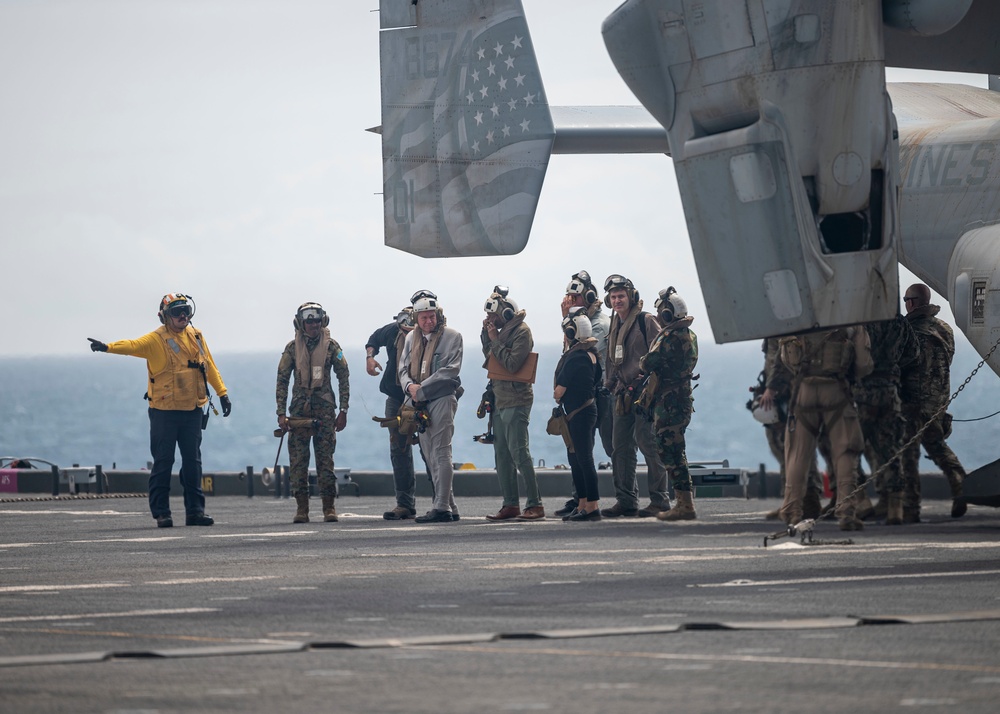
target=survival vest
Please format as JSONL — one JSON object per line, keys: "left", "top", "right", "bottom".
{"left": 147, "top": 325, "right": 209, "bottom": 411}
{"left": 779, "top": 329, "right": 855, "bottom": 380}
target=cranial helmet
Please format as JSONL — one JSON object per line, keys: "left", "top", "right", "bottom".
{"left": 603, "top": 274, "right": 639, "bottom": 308}
{"left": 411, "top": 289, "right": 439, "bottom": 313}
{"left": 294, "top": 302, "right": 328, "bottom": 330}
{"left": 484, "top": 287, "right": 517, "bottom": 322}
{"left": 654, "top": 286, "right": 688, "bottom": 322}
{"left": 158, "top": 293, "right": 194, "bottom": 324}
{"left": 395, "top": 306, "right": 415, "bottom": 328}
{"left": 566, "top": 270, "right": 598, "bottom": 304}
{"left": 562, "top": 306, "right": 593, "bottom": 343}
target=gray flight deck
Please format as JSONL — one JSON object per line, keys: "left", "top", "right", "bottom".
{"left": 1, "top": 495, "right": 999, "bottom": 713}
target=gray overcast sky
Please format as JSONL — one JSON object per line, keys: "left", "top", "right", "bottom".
{"left": 0, "top": 0, "right": 987, "bottom": 358}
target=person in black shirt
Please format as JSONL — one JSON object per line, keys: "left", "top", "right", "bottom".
{"left": 554, "top": 308, "right": 603, "bottom": 521}
{"left": 366, "top": 307, "right": 427, "bottom": 520}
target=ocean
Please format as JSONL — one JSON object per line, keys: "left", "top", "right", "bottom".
{"left": 2, "top": 342, "right": 999, "bottom": 475}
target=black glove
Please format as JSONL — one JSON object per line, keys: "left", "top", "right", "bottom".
{"left": 88, "top": 338, "right": 108, "bottom": 352}
{"left": 220, "top": 394, "right": 232, "bottom": 417}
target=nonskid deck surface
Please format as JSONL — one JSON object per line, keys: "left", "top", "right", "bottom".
{"left": 1, "top": 496, "right": 999, "bottom": 713}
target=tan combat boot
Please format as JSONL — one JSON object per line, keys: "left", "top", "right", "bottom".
{"left": 657, "top": 491, "right": 696, "bottom": 521}
{"left": 855, "top": 492, "right": 875, "bottom": 520}
{"left": 886, "top": 493, "right": 903, "bottom": 526}
{"left": 293, "top": 494, "right": 309, "bottom": 524}
{"left": 322, "top": 495, "right": 338, "bottom": 522}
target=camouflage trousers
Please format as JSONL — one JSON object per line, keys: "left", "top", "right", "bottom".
{"left": 287, "top": 402, "right": 338, "bottom": 498}
{"left": 651, "top": 391, "right": 693, "bottom": 492}
{"left": 901, "top": 404, "right": 965, "bottom": 511}
{"left": 857, "top": 390, "right": 906, "bottom": 495}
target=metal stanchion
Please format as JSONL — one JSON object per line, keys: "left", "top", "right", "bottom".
{"left": 282, "top": 466, "right": 291, "bottom": 499}
{"left": 246, "top": 466, "right": 254, "bottom": 499}
{"left": 96, "top": 465, "right": 104, "bottom": 495}
{"left": 51, "top": 465, "right": 60, "bottom": 496}
{"left": 758, "top": 463, "right": 768, "bottom": 499}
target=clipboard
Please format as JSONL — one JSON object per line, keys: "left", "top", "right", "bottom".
{"left": 487, "top": 352, "right": 538, "bottom": 384}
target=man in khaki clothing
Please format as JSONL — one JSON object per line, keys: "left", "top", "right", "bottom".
{"left": 778, "top": 327, "right": 873, "bottom": 531}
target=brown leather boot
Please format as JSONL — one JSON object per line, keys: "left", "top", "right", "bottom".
{"left": 322, "top": 495, "right": 338, "bottom": 522}
{"left": 293, "top": 494, "right": 309, "bottom": 524}
{"left": 657, "top": 491, "right": 696, "bottom": 521}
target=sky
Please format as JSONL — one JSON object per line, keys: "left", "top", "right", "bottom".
{"left": 0, "top": 0, "right": 990, "bottom": 362}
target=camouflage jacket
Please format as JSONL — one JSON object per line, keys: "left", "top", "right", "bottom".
{"left": 762, "top": 337, "right": 792, "bottom": 400}
{"left": 856, "top": 315, "right": 920, "bottom": 403}
{"left": 276, "top": 336, "right": 350, "bottom": 415}
{"left": 639, "top": 318, "right": 698, "bottom": 400}
{"left": 903, "top": 304, "right": 955, "bottom": 409}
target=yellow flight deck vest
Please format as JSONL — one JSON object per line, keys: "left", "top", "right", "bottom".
{"left": 147, "top": 325, "right": 208, "bottom": 411}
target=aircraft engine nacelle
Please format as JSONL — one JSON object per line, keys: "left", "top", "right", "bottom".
{"left": 948, "top": 226, "right": 1000, "bottom": 377}
{"left": 882, "top": 0, "right": 974, "bottom": 37}
{"left": 603, "top": 0, "right": 899, "bottom": 342}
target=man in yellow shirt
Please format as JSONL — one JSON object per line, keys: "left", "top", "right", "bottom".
{"left": 88, "top": 293, "right": 231, "bottom": 528}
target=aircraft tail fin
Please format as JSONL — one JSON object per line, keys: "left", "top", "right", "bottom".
{"left": 378, "top": 0, "right": 554, "bottom": 257}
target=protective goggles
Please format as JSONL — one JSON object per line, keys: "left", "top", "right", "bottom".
{"left": 572, "top": 270, "right": 592, "bottom": 286}
{"left": 410, "top": 289, "right": 438, "bottom": 303}
{"left": 604, "top": 274, "right": 631, "bottom": 292}
{"left": 167, "top": 303, "right": 192, "bottom": 318}
{"left": 299, "top": 308, "right": 325, "bottom": 322}
{"left": 492, "top": 285, "right": 509, "bottom": 298}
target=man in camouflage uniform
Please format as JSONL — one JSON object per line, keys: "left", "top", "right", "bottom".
{"left": 755, "top": 337, "right": 823, "bottom": 520}
{"left": 901, "top": 283, "right": 967, "bottom": 519}
{"left": 778, "top": 326, "right": 873, "bottom": 530}
{"left": 276, "top": 302, "right": 350, "bottom": 524}
{"left": 637, "top": 287, "right": 699, "bottom": 521}
{"left": 854, "top": 315, "right": 920, "bottom": 525}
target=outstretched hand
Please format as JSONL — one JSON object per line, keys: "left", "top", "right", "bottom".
{"left": 88, "top": 338, "right": 108, "bottom": 352}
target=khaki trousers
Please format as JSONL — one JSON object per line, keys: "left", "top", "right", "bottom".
{"left": 780, "top": 378, "right": 864, "bottom": 523}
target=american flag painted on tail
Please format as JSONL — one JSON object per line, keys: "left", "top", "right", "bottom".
{"left": 380, "top": 0, "right": 554, "bottom": 257}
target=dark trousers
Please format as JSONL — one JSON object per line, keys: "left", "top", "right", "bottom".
{"left": 568, "top": 405, "right": 600, "bottom": 502}
{"left": 148, "top": 407, "right": 205, "bottom": 518}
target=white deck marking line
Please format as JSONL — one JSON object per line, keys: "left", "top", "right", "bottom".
{"left": 2, "top": 575, "right": 279, "bottom": 593}
{"left": 144, "top": 576, "right": 279, "bottom": 585}
{"left": 0, "top": 607, "right": 218, "bottom": 624}
{"left": 432, "top": 645, "right": 1000, "bottom": 674}
{"left": 201, "top": 531, "right": 316, "bottom": 538}
{"left": 0, "top": 583, "right": 129, "bottom": 594}
{"left": 691, "top": 568, "right": 1000, "bottom": 588}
